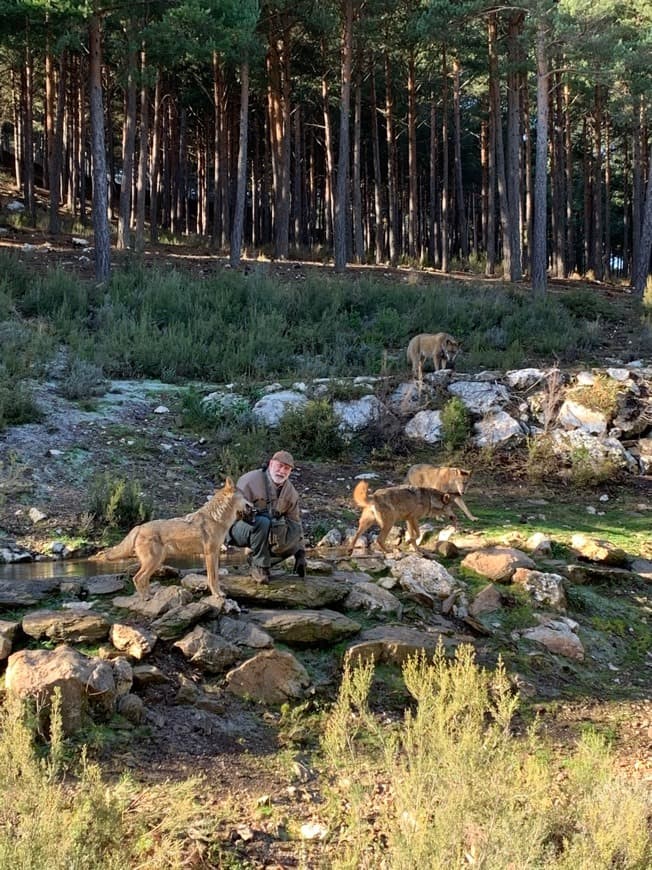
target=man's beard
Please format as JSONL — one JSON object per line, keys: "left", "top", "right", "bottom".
{"left": 269, "top": 469, "right": 289, "bottom": 485}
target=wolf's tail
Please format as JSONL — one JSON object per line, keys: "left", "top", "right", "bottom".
{"left": 89, "top": 526, "right": 139, "bottom": 561}
{"left": 352, "top": 480, "right": 372, "bottom": 508}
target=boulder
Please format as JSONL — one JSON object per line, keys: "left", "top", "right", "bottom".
{"left": 344, "top": 581, "right": 403, "bottom": 617}
{"left": 387, "top": 555, "right": 461, "bottom": 606}
{"left": 225, "top": 650, "right": 312, "bottom": 704}
{"left": 113, "top": 585, "right": 193, "bottom": 618}
{"left": 174, "top": 625, "right": 241, "bottom": 672}
{"left": 512, "top": 568, "right": 567, "bottom": 609}
{"left": 251, "top": 390, "right": 307, "bottom": 427}
{"left": 110, "top": 623, "right": 157, "bottom": 659}
{"left": 404, "top": 410, "right": 443, "bottom": 444}
{"left": 5, "top": 645, "right": 117, "bottom": 734}
{"left": 469, "top": 584, "right": 503, "bottom": 616}
{"left": 571, "top": 534, "right": 629, "bottom": 566}
{"left": 473, "top": 410, "right": 525, "bottom": 447}
{"left": 247, "top": 609, "right": 361, "bottom": 645}
{"left": 345, "top": 624, "right": 457, "bottom": 667}
{"left": 150, "top": 598, "right": 221, "bottom": 640}
{"left": 461, "top": 547, "right": 535, "bottom": 583}
{"left": 521, "top": 618, "right": 584, "bottom": 660}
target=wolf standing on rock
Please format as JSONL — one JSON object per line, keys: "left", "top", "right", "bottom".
{"left": 228, "top": 450, "right": 306, "bottom": 584}
{"left": 407, "top": 332, "right": 460, "bottom": 381}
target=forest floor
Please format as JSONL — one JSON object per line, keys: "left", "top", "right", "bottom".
{"left": 1, "top": 179, "right": 652, "bottom": 867}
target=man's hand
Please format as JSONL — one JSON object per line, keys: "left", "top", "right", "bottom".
{"left": 294, "top": 549, "right": 307, "bottom": 578}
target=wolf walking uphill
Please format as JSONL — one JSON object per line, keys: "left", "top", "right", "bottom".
{"left": 348, "top": 480, "right": 457, "bottom": 555}
{"left": 90, "top": 478, "right": 253, "bottom": 599}
{"left": 405, "top": 463, "right": 478, "bottom": 522}
{"left": 227, "top": 450, "right": 306, "bottom": 584}
{"left": 406, "top": 332, "right": 460, "bottom": 381}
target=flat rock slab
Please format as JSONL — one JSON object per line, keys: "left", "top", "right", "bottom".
{"left": 0, "top": 579, "right": 61, "bottom": 607}
{"left": 345, "top": 623, "right": 458, "bottom": 667}
{"left": 221, "top": 574, "right": 349, "bottom": 607}
{"left": 247, "top": 609, "right": 361, "bottom": 645}
{"left": 563, "top": 564, "right": 641, "bottom": 586}
{"left": 22, "top": 608, "right": 111, "bottom": 642}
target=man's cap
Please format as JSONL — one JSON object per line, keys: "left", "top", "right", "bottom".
{"left": 271, "top": 450, "right": 295, "bottom": 468}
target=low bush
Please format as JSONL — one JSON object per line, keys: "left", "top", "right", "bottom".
{"left": 440, "top": 396, "right": 472, "bottom": 451}
{"left": 278, "top": 399, "right": 345, "bottom": 460}
{"left": 87, "top": 473, "right": 153, "bottom": 529}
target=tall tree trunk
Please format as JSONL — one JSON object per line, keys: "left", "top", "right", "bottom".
{"left": 21, "top": 42, "right": 36, "bottom": 225}
{"left": 532, "top": 23, "right": 549, "bottom": 295}
{"left": 149, "top": 70, "right": 162, "bottom": 242}
{"left": 385, "top": 50, "right": 397, "bottom": 266}
{"left": 407, "top": 50, "right": 418, "bottom": 260}
{"left": 604, "top": 116, "right": 611, "bottom": 279}
{"left": 49, "top": 50, "right": 67, "bottom": 235}
{"left": 506, "top": 12, "right": 523, "bottom": 279}
{"left": 352, "top": 66, "right": 364, "bottom": 263}
{"left": 441, "top": 45, "right": 450, "bottom": 273}
{"left": 334, "top": 0, "right": 353, "bottom": 272}
{"left": 135, "top": 49, "right": 149, "bottom": 253}
{"left": 89, "top": 12, "right": 111, "bottom": 283}
{"left": 292, "top": 105, "right": 302, "bottom": 246}
{"left": 582, "top": 119, "right": 592, "bottom": 273}
{"left": 550, "top": 70, "right": 564, "bottom": 277}
{"left": 485, "top": 97, "right": 496, "bottom": 277}
{"left": 453, "top": 56, "right": 467, "bottom": 263}
{"left": 267, "top": 16, "right": 291, "bottom": 259}
{"left": 563, "top": 80, "right": 575, "bottom": 274}
{"left": 632, "top": 156, "right": 652, "bottom": 296}
{"left": 429, "top": 95, "right": 440, "bottom": 269}
{"left": 321, "top": 40, "right": 335, "bottom": 247}
{"left": 592, "top": 85, "right": 604, "bottom": 279}
{"left": 230, "top": 56, "right": 250, "bottom": 268}
{"left": 370, "top": 62, "right": 385, "bottom": 263}
{"left": 117, "top": 32, "right": 137, "bottom": 249}
{"left": 11, "top": 70, "right": 22, "bottom": 189}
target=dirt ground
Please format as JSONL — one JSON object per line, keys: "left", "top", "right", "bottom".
{"left": 2, "top": 191, "right": 652, "bottom": 867}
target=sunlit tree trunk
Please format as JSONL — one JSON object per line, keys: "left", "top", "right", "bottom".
{"left": 334, "top": 0, "right": 353, "bottom": 271}
{"left": 532, "top": 23, "right": 548, "bottom": 295}
{"left": 89, "top": 11, "right": 111, "bottom": 282}
{"left": 230, "top": 55, "right": 250, "bottom": 268}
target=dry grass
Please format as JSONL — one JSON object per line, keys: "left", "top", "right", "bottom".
{"left": 321, "top": 645, "right": 652, "bottom": 869}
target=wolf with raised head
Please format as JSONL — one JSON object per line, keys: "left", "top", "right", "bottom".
{"left": 406, "top": 332, "right": 460, "bottom": 381}
{"left": 90, "top": 478, "right": 253, "bottom": 599}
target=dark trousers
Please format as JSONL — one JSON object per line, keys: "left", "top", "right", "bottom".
{"left": 229, "top": 515, "right": 274, "bottom": 567}
{"left": 229, "top": 515, "right": 301, "bottom": 567}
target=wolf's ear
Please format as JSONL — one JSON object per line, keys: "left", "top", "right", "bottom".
{"left": 442, "top": 492, "right": 451, "bottom": 503}
{"left": 224, "top": 477, "right": 235, "bottom": 492}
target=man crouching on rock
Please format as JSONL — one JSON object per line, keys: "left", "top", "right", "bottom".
{"left": 227, "top": 450, "right": 307, "bottom": 584}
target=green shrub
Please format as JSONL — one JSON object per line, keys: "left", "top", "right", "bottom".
{"left": 440, "top": 396, "right": 471, "bottom": 451}
{"left": 569, "top": 444, "right": 620, "bottom": 488}
{"left": 278, "top": 399, "right": 345, "bottom": 460}
{"left": 525, "top": 435, "right": 560, "bottom": 483}
{"left": 87, "top": 473, "right": 153, "bottom": 529}
{"left": 57, "top": 358, "right": 107, "bottom": 401}
{"left": 0, "top": 380, "right": 42, "bottom": 430}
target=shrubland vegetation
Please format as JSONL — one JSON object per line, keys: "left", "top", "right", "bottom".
{"left": 2, "top": 250, "right": 649, "bottom": 434}
{"left": 2, "top": 650, "right": 649, "bottom": 868}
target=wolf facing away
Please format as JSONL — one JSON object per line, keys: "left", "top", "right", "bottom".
{"left": 90, "top": 478, "right": 253, "bottom": 599}
{"left": 405, "top": 464, "right": 478, "bottom": 522}
{"left": 406, "top": 332, "right": 460, "bottom": 381}
{"left": 348, "top": 480, "right": 457, "bottom": 555}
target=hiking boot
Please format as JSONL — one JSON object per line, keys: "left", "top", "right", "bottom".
{"left": 251, "top": 564, "right": 271, "bottom": 584}
{"left": 294, "top": 549, "right": 307, "bottom": 578}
